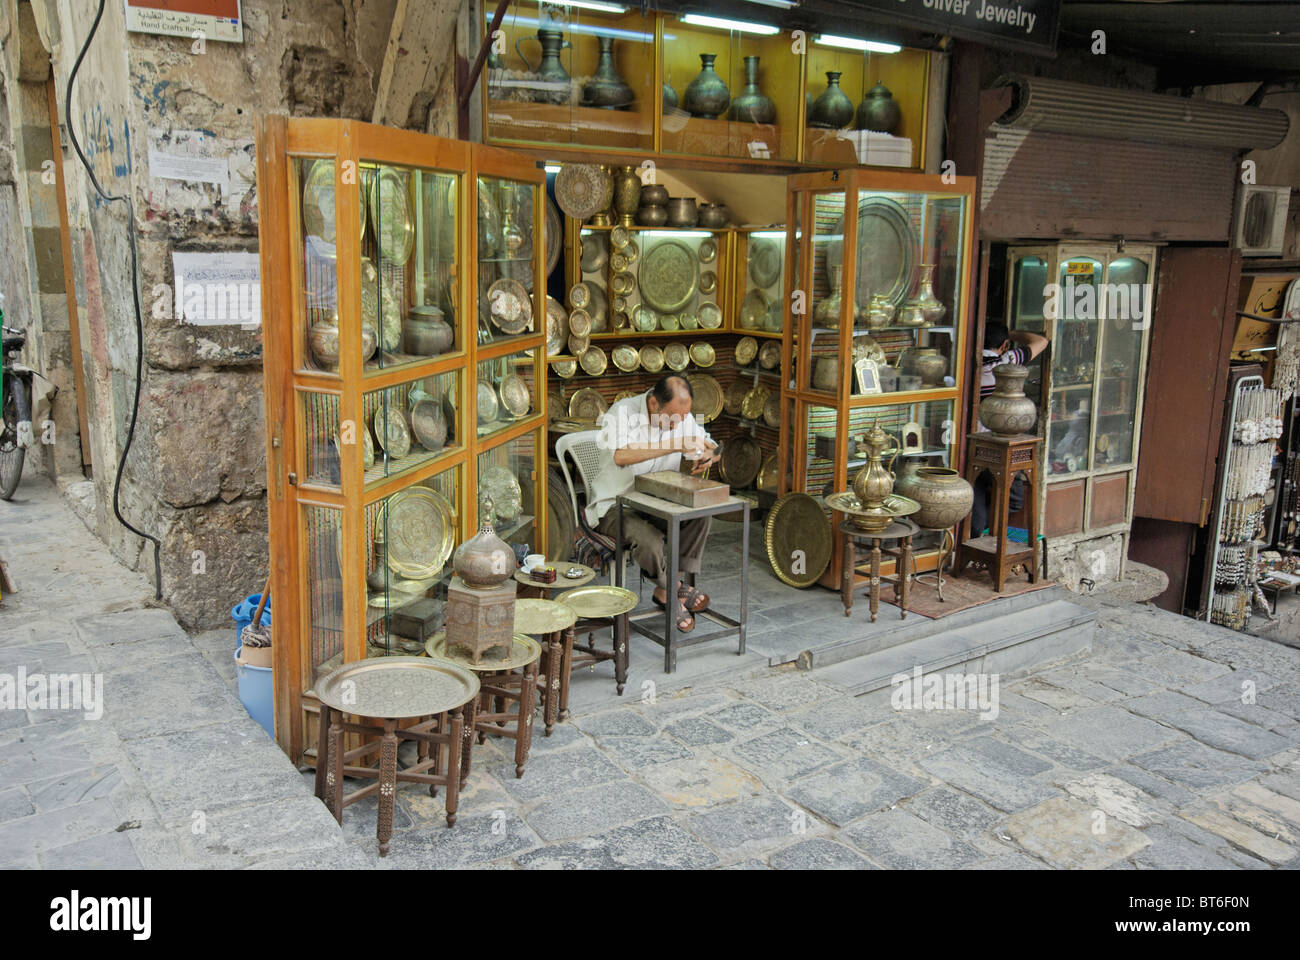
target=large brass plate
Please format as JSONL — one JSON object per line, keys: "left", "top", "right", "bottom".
{"left": 303, "top": 159, "right": 365, "bottom": 252}
{"left": 827, "top": 195, "right": 918, "bottom": 310}
{"left": 544, "top": 197, "right": 562, "bottom": 279}
{"left": 612, "top": 345, "right": 640, "bottom": 372}
{"left": 826, "top": 492, "right": 921, "bottom": 532}
{"left": 723, "top": 379, "right": 748, "bottom": 415}
{"left": 721, "top": 434, "right": 761, "bottom": 487}
{"left": 748, "top": 238, "right": 782, "bottom": 288}
{"left": 698, "top": 302, "right": 723, "bottom": 329}
{"left": 555, "top": 163, "right": 612, "bottom": 220}
{"left": 640, "top": 345, "right": 664, "bottom": 373}
{"left": 481, "top": 465, "right": 523, "bottom": 521}
{"left": 758, "top": 341, "right": 781, "bottom": 370}
{"left": 477, "top": 380, "right": 500, "bottom": 424}
{"left": 569, "top": 387, "right": 607, "bottom": 422}
{"left": 381, "top": 486, "right": 455, "bottom": 579}
{"left": 688, "top": 374, "right": 723, "bottom": 424}
{"left": 763, "top": 394, "right": 781, "bottom": 428}
{"left": 554, "top": 358, "right": 578, "bottom": 378}
{"left": 734, "top": 336, "right": 759, "bottom": 367}
{"left": 639, "top": 240, "right": 699, "bottom": 313}
{"left": 425, "top": 632, "right": 541, "bottom": 672}
{"left": 545, "top": 296, "right": 568, "bottom": 356}
{"left": 689, "top": 342, "right": 715, "bottom": 368}
{"left": 580, "top": 234, "right": 607, "bottom": 273}
{"left": 515, "top": 597, "right": 578, "bottom": 634}
{"left": 757, "top": 454, "right": 778, "bottom": 492}
{"left": 556, "top": 584, "right": 638, "bottom": 618}
{"left": 632, "top": 305, "right": 658, "bottom": 333}
{"left": 580, "top": 346, "right": 608, "bottom": 376}
{"left": 368, "top": 166, "right": 415, "bottom": 265}
{"left": 765, "top": 492, "right": 832, "bottom": 588}
{"left": 499, "top": 374, "right": 532, "bottom": 418}
{"left": 373, "top": 405, "right": 411, "bottom": 459}
{"left": 487, "top": 278, "right": 532, "bottom": 334}
{"left": 741, "top": 384, "right": 770, "bottom": 421}
{"left": 739, "top": 288, "right": 772, "bottom": 330}
{"left": 664, "top": 342, "right": 689, "bottom": 372}
{"left": 317, "top": 656, "right": 478, "bottom": 718}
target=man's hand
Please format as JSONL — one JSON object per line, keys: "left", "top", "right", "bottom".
{"left": 690, "top": 447, "right": 721, "bottom": 476}
{"left": 681, "top": 435, "right": 712, "bottom": 457}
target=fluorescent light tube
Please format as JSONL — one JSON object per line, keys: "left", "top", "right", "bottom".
{"left": 557, "top": 1, "right": 628, "bottom": 13}
{"left": 681, "top": 14, "right": 780, "bottom": 35}
{"left": 815, "top": 34, "right": 901, "bottom": 54}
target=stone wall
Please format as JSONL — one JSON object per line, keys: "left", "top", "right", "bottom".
{"left": 1, "top": 0, "right": 465, "bottom": 628}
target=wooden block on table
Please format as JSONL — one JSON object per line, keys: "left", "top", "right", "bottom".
{"left": 634, "top": 471, "right": 730, "bottom": 508}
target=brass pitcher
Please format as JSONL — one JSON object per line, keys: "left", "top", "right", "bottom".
{"left": 852, "top": 421, "right": 899, "bottom": 509}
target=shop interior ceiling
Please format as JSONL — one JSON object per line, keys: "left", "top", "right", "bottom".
{"left": 1059, "top": 2, "right": 1300, "bottom": 84}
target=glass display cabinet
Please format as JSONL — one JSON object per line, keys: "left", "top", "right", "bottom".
{"left": 784, "top": 170, "right": 975, "bottom": 587}
{"left": 1006, "top": 243, "right": 1156, "bottom": 561}
{"left": 257, "top": 117, "right": 548, "bottom": 763}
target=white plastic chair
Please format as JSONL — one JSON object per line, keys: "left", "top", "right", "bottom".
{"left": 554, "top": 429, "right": 637, "bottom": 589}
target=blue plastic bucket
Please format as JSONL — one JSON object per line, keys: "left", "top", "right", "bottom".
{"left": 232, "top": 593, "right": 272, "bottom": 646}
{"left": 235, "top": 647, "right": 274, "bottom": 738}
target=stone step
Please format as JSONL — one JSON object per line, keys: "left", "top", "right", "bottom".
{"left": 798, "top": 585, "right": 1075, "bottom": 670}
{"left": 813, "top": 598, "right": 1096, "bottom": 698}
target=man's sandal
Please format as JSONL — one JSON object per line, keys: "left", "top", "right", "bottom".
{"left": 677, "top": 584, "right": 709, "bottom": 613}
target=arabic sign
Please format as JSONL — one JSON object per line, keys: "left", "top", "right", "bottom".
{"left": 845, "top": 0, "right": 1061, "bottom": 56}
{"left": 125, "top": 0, "right": 243, "bottom": 42}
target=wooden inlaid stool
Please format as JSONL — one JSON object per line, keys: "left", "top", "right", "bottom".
{"left": 425, "top": 632, "right": 541, "bottom": 781}
{"left": 955, "top": 432, "right": 1041, "bottom": 592}
{"left": 513, "top": 598, "right": 577, "bottom": 735}
{"left": 313, "top": 656, "right": 479, "bottom": 856}
{"left": 839, "top": 519, "right": 918, "bottom": 622}
{"left": 555, "top": 584, "right": 638, "bottom": 706}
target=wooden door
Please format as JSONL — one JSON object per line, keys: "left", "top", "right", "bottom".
{"left": 1133, "top": 248, "right": 1241, "bottom": 525}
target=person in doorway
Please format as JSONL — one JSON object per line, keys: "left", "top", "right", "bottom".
{"left": 590, "top": 375, "right": 721, "bottom": 633}
{"left": 971, "top": 321, "right": 1049, "bottom": 536}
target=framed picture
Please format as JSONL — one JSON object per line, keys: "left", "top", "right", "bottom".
{"left": 854, "top": 358, "right": 882, "bottom": 395}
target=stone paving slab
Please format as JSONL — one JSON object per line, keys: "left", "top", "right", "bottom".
{"left": 787, "top": 757, "right": 926, "bottom": 827}
{"left": 839, "top": 808, "right": 982, "bottom": 869}
{"left": 1001, "top": 796, "right": 1151, "bottom": 869}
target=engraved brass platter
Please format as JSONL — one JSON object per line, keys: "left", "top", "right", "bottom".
{"left": 380, "top": 486, "right": 455, "bottom": 579}
{"left": 612, "top": 345, "right": 639, "bottom": 372}
{"left": 664, "top": 341, "right": 689, "bottom": 372}
{"left": 316, "top": 656, "right": 478, "bottom": 719}
{"left": 498, "top": 374, "right": 532, "bottom": 418}
{"left": 487, "top": 277, "right": 532, "bottom": 334}
{"left": 765, "top": 492, "right": 832, "bottom": 588}
{"left": 373, "top": 405, "right": 411, "bottom": 459}
{"left": 698, "top": 238, "right": 717, "bottom": 264}
{"left": 741, "top": 384, "right": 770, "bottom": 421}
{"left": 640, "top": 345, "right": 664, "bottom": 373}
{"left": 689, "top": 342, "right": 715, "bottom": 367}
{"left": 723, "top": 379, "right": 748, "bottom": 415}
{"left": 687, "top": 374, "right": 723, "bottom": 424}
{"left": 739, "top": 288, "right": 771, "bottom": 330}
{"left": 758, "top": 341, "right": 781, "bottom": 370}
{"left": 748, "top": 238, "right": 782, "bottom": 288}
{"left": 632, "top": 305, "right": 658, "bottom": 333}
{"left": 698, "top": 302, "right": 723, "bottom": 329}
{"left": 763, "top": 394, "right": 781, "bottom": 428}
{"left": 580, "top": 234, "right": 607, "bottom": 273}
{"left": 555, "top": 163, "right": 612, "bottom": 221}
{"left": 580, "top": 346, "right": 608, "bottom": 376}
{"left": 734, "top": 336, "right": 759, "bottom": 366}
{"left": 368, "top": 166, "right": 415, "bottom": 264}
{"left": 720, "top": 434, "right": 761, "bottom": 487}
{"left": 425, "top": 632, "right": 541, "bottom": 672}
{"left": 554, "top": 358, "right": 577, "bottom": 378}
{"left": 556, "top": 584, "right": 638, "bottom": 618}
{"left": 757, "top": 454, "right": 778, "bottom": 492}
{"left": 545, "top": 296, "right": 568, "bottom": 356}
{"left": 826, "top": 492, "right": 921, "bottom": 532}
{"left": 477, "top": 380, "right": 500, "bottom": 424}
{"left": 514, "top": 597, "right": 578, "bottom": 634}
{"left": 639, "top": 240, "right": 699, "bottom": 313}
{"left": 569, "top": 387, "right": 607, "bottom": 422}
{"left": 303, "top": 158, "right": 365, "bottom": 252}
{"left": 480, "top": 465, "right": 523, "bottom": 521}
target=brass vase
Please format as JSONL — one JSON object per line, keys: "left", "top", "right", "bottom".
{"left": 683, "top": 53, "right": 730, "bottom": 119}
{"left": 808, "top": 71, "right": 854, "bottom": 130}
{"left": 453, "top": 497, "right": 516, "bottom": 587}
{"left": 915, "top": 263, "right": 946, "bottom": 325}
{"left": 979, "top": 364, "right": 1038, "bottom": 437}
{"left": 894, "top": 467, "right": 973, "bottom": 529}
{"left": 613, "top": 166, "right": 641, "bottom": 227}
{"left": 582, "top": 37, "right": 635, "bottom": 110}
{"left": 516, "top": 28, "right": 572, "bottom": 106}
{"left": 855, "top": 81, "right": 901, "bottom": 133}
{"left": 728, "top": 56, "right": 775, "bottom": 124}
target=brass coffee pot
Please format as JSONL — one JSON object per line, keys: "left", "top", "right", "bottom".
{"left": 852, "top": 421, "right": 899, "bottom": 509}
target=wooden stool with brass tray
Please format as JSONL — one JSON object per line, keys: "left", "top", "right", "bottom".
{"left": 513, "top": 598, "right": 578, "bottom": 734}
{"left": 556, "top": 583, "right": 639, "bottom": 699}
{"left": 827, "top": 492, "right": 922, "bottom": 622}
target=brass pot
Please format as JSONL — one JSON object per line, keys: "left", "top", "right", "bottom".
{"left": 310, "top": 315, "right": 377, "bottom": 370}
{"left": 404, "top": 305, "right": 454, "bottom": 357}
{"left": 979, "top": 363, "right": 1038, "bottom": 437}
{"left": 582, "top": 37, "right": 635, "bottom": 110}
{"left": 894, "top": 466, "right": 973, "bottom": 530}
{"left": 698, "top": 202, "right": 729, "bottom": 229}
{"left": 636, "top": 204, "right": 668, "bottom": 227}
{"left": 665, "top": 197, "right": 698, "bottom": 227}
{"left": 813, "top": 357, "right": 838, "bottom": 391}
{"left": 682, "top": 53, "right": 730, "bottom": 119}
{"left": 866, "top": 294, "right": 895, "bottom": 330}
{"left": 912, "top": 348, "right": 947, "bottom": 387}
{"left": 852, "top": 422, "right": 899, "bottom": 509}
{"left": 453, "top": 497, "right": 516, "bottom": 587}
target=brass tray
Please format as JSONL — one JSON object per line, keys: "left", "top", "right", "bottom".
{"left": 477, "top": 380, "right": 500, "bottom": 424}
{"left": 555, "top": 163, "right": 612, "bottom": 221}
{"left": 765, "top": 492, "right": 832, "bottom": 588}
{"left": 740, "top": 288, "right": 772, "bottom": 330}
{"left": 826, "top": 492, "right": 920, "bottom": 532}
{"left": 410, "top": 398, "right": 448, "bottom": 452}
{"left": 612, "top": 345, "right": 640, "bottom": 372}
{"left": 373, "top": 405, "right": 411, "bottom": 459}
{"left": 699, "top": 302, "right": 723, "bottom": 329}
{"left": 568, "top": 307, "right": 592, "bottom": 337}
{"left": 700, "top": 270, "right": 717, "bottom": 295}
{"left": 569, "top": 387, "right": 607, "bottom": 422}
{"left": 689, "top": 342, "right": 715, "bottom": 368}
{"left": 580, "top": 346, "right": 608, "bottom": 376}
{"left": 545, "top": 197, "right": 562, "bottom": 279}
{"left": 498, "top": 374, "right": 532, "bottom": 418}
{"left": 758, "top": 341, "right": 781, "bottom": 370}
{"left": 611, "top": 271, "right": 635, "bottom": 296}
{"left": 316, "top": 656, "right": 479, "bottom": 719}
{"left": 611, "top": 310, "right": 630, "bottom": 331}
{"left": 587, "top": 284, "right": 609, "bottom": 332}
{"left": 827, "top": 194, "right": 917, "bottom": 310}
{"left": 569, "top": 281, "right": 591, "bottom": 310}
{"left": 425, "top": 632, "right": 541, "bottom": 672}
{"left": 368, "top": 166, "right": 415, "bottom": 264}
{"left": 568, "top": 331, "right": 591, "bottom": 356}
{"left": 762, "top": 394, "right": 781, "bottom": 428}
{"left": 610, "top": 225, "right": 632, "bottom": 249}
{"left": 611, "top": 250, "right": 631, "bottom": 273}
{"left": 721, "top": 434, "right": 761, "bottom": 487}
{"left": 380, "top": 486, "right": 456, "bottom": 579}
{"left": 545, "top": 296, "right": 568, "bottom": 356}
{"left": 515, "top": 597, "right": 577, "bottom": 634}
{"left": 554, "top": 358, "right": 578, "bottom": 378}
{"left": 698, "top": 238, "right": 717, "bottom": 264}
{"left": 723, "top": 379, "right": 748, "bottom": 416}
{"left": 734, "top": 336, "right": 759, "bottom": 366}
{"left": 741, "top": 384, "right": 770, "bottom": 421}
{"left": 688, "top": 374, "right": 723, "bottom": 424}
{"left": 580, "top": 234, "right": 607, "bottom": 273}
{"left": 640, "top": 345, "right": 665, "bottom": 373}
{"left": 632, "top": 305, "right": 658, "bottom": 333}
{"left": 557, "top": 584, "right": 638, "bottom": 619}
{"left": 303, "top": 159, "right": 365, "bottom": 252}
{"left": 664, "top": 342, "right": 690, "bottom": 372}
{"left": 639, "top": 240, "right": 699, "bottom": 313}
{"left": 487, "top": 277, "right": 532, "bottom": 334}
{"left": 480, "top": 464, "right": 523, "bottom": 521}
{"left": 756, "top": 454, "right": 778, "bottom": 492}
{"left": 679, "top": 310, "right": 699, "bottom": 331}
{"left": 659, "top": 312, "right": 681, "bottom": 332}
{"left": 748, "top": 238, "right": 783, "bottom": 289}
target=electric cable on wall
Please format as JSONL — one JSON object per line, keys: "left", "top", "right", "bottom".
{"left": 64, "top": 0, "right": 162, "bottom": 600}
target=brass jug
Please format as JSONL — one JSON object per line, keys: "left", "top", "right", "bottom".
{"left": 851, "top": 421, "right": 899, "bottom": 509}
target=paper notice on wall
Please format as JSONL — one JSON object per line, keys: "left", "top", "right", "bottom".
{"left": 149, "top": 129, "right": 230, "bottom": 191}
{"left": 126, "top": 0, "right": 243, "bottom": 42}
{"left": 172, "top": 250, "right": 261, "bottom": 327}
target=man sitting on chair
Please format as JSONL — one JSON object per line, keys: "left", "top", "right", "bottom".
{"left": 589, "top": 375, "right": 721, "bottom": 633}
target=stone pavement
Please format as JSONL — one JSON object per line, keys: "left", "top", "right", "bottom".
{"left": 3, "top": 472, "right": 1300, "bottom": 869}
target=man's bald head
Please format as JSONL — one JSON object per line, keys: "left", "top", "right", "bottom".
{"left": 648, "top": 374, "right": 693, "bottom": 427}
